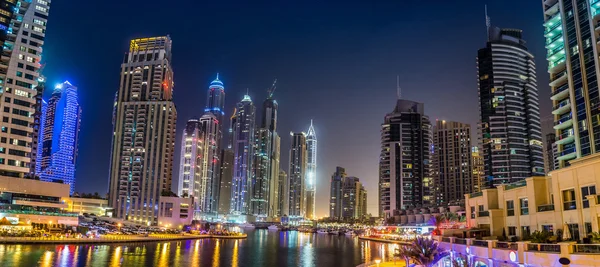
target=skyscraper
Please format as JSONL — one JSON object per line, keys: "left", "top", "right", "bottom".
{"left": 250, "top": 128, "right": 271, "bottom": 217}
{"left": 471, "top": 147, "right": 484, "bottom": 193}
{"left": 432, "top": 120, "right": 473, "bottom": 205}
{"left": 305, "top": 120, "right": 317, "bottom": 219}
{"left": 379, "top": 98, "right": 432, "bottom": 219}
{"left": 230, "top": 94, "right": 255, "bottom": 215}
{"left": 477, "top": 25, "right": 544, "bottom": 187}
{"left": 261, "top": 82, "right": 281, "bottom": 218}
{"left": 544, "top": 133, "right": 556, "bottom": 173}
{"left": 198, "top": 113, "right": 220, "bottom": 215}
{"left": 278, "top": 170, "right": 288, "bottom": 216}
{"left": 37, "top": 81, "right": 82, "bottom": 194}
{"left": 177, "top": 119, "right": 202, "bottom": 198}
{"left": 0, "top": 0, "right": 51, "bottom": 179}
{"left": 108, "top": 36, "right": 177, "bottom": 224}
{"left": 289, "top": 132, "right": 307, "bottom": 218}
{"left": 30, "top": 79, "right": 46, "bottom": 177}
{"left": 542, "top": 1, "right": 600, "bottom": 168}
{"left": 218, "top": 148, "right": 234, "bottom": 214}
{"left": 329, "top": 166, "right": 346, "bottom": 220}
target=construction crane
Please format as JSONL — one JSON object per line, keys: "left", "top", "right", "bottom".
{"left": 267, "top": 78, "right": 277, "bottom": 98}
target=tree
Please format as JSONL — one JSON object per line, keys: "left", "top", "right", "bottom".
{"left": 394, "top": 236, "right": 447, "bottom": 267}
{"left": 429, "top": 214, "right": 445, "bottom": 235}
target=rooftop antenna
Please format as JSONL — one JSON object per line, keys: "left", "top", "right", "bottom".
{"left": 267, "top": 78, "right": 277, "bottom": 98}
{"left": 485, "top": 5, "right": 491, "bottom": 41}
{"left": 396, "top": 75, "right": 401, "bottom": 99}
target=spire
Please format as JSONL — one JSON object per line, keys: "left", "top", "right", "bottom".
{"left": 242, "top": 88, "right": 252, "bottom": 102}
{"left": 485, "top": 5, "right": 491, "bottom": 41}
{"left": 210, "top": 73, "right": 223, "bottom": 86}
{"left": 267, "top": 79, "right": 277, "bottom": 98}
{"left": 396, "top": 75, "right": 401, "bottom": 99}
{"left": 307, "top": 119, "right": 316, "bottom": 137}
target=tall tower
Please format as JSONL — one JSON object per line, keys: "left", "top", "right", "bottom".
{"left": 471, "top": 147, "right": 484, "bottom": 193}
{"left": 278, "top": 170, "right": 288, "bottom": 216}
{"left": 0, "top": 0, "right": 51, "bottom": 179}
{"left": 230, "top": 94, "right": 255, "bottom": 215}
{"left": 206, "top": 74, "right": 225, "bottom": 125}
{"left": 432, "top": 120, "right": 473, "bottom": 206}
{"left": 37, "top": 81, "right": 82, "bottom": 194}
{"left": 177, "top": 119, "right": 202, "bottom": 198}
{"left": 379, "top": 99, "right": 432, "bottom": 218}
{"left": 108, "top": 36, "right": 177, "bottom": 224}
{"left": 289, "top": 132, "right": 307, "bottom": 218}
{"left": 305, "top": 120, "right": 317, "bottom": 219}
{"left": 477, "top": 25, "right": 544, "bottom": 187}
{"left": 329, "top": 166, "right": 346, "bottom": 220}
{"left": 218, "top": 148, "right": 234, "bottom": 214}
{"left": 198, "top": 113, "right": 220, "bottom": 215}
{"left": 250, "top": 128, "right": 271, "bottom": 217}
{"left": 542, "top": 0, "right": 600, "bottom": 169}
{"left": 260, "top": 81, "right": 281, "bottom": 218}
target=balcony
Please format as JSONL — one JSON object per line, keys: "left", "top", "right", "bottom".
{"left": 469, "top": 191, "right": 483, "bottom": 198}
{"left": 527, "top": 243, "right": 560, "bottom": 253}
{"left": 554, "top": 115, "right": 573, "bottom": 130}
{"left": 557, "top": 147, "right": 576, "bottom": 161}
{"left": 549, "top": 71, "right": 568, "bottom": 87}
{"left": 550, "top": 84, "right": 569, "bottom": 100}
{"left": 552, "top": 100, "right": 571, "bottom": 115}
{"left": 555, "top": 130, "right": 575, "bottom": 145}
{"left": 478, "top": 211, "right": 489, "bottom": 217}
{"left": 537, "top": 204, "right": 555, "bottom": 212}
{"left": 505, "top": 180, "right": 527, "bottom": 190}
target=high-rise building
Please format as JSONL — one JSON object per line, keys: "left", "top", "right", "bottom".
{"left": 329, "top": 166, "right": 346, "bottom": 220}
{"left": 108, "top": 36, "right": 177, "bottom": 224}
{"left": 544, "top": 133, "right": 556, "bottom": 174}
{"left": 177, "top": 119, "right": 202, "bottom": 198}
{"left": 542, "top": 1, "right": 600, "bottom": 169}
{"left": 37, "top": 81, "right": 82, "bottom": 195}
{"left": 472, "top": 147, "right": 484, "bottom": 193}
{"left": 250, "top": 128, "right": 271, "bottom": 217}
{"left": 218, "top": 148, "right": 234, "bottom": 214}
{"left": 432, "top": 120, "right": 473, "bottom": 205}
{"left": 261, "top": 83, "right": 281, "bottom": 218}
{"left": 230, "top": 94, "right": 255, "bottom": 215}
{"left": 205, "top": 74, "right": 225, "bottom": 128}
{"left": 477, "top": 25, "right": 544, "bottom": 187}
{"left": 0, "top": 0, "right": 51, "bottom": 179}
{"left": 379, "top": 99, "right": 432, "bottom": 218}
{"left": 197, "top": 113, "right": 220, "bottom": 215}
{"left": 277, "top": 170, "right": 288, "bottom": 216}
{"left": 30, "top": 78, "right": 46, "bottom": 177}
{"left": 289, "top": 132, "right": 307, "bottom": 218}
{"left": 305, "top": 120, "right": 317, "bottom": 220}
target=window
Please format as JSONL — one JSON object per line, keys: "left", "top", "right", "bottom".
{"left": 520, "top": 198, "right": 529, "bottom": 215}
{"left": 581, "top": 185, "right": 596, "bottom": 208}
{"left": 11, "top": 118, "right": 28, "bottom": 127}
{"left": 35, "top": 5, "right": 47, "bottom": 13}
{"left": 3, "top": 97, "right": 9, "bottom": 103}
{"left": 563, "top": 189, "right": 577, "bottom": 210}
{"left": 470, "top": 206, "right": 475, "bottom": 219}
{"left": 14, "top": 89, "right": 29, "bottom": 97}
{"left": 163, "top": 202, "right": 173, "bottom": 217}
{"left": 0, "top": 147, "right": 4, "bottom": 154}
{"left": 521, "top": 226, "right": 531, "bottom": 239}
{"left": 568, "top": 224, "right": 580, "bottom": 241}
{"left": 478, "top": 205, "right": 484, "bottom": 212}
{"left": 506, "top": 200, "right": 515, "bottom": 216}
{"left": 586, "top": 222, "right": 592, "bottom": 235}
{"left": 17, "top": 63, "right": 23, "bottom": 68}
{"left": 508, "top": 226, "right": 516, "bottom": 236}
{"left": 26, "top": 56, "right": 33, "bottom": 63}
{"left": 13, "top": 99, "right": 30, "bottom": 108}
{"left": 542, "top": 225, "right": 554, "bottom": 233}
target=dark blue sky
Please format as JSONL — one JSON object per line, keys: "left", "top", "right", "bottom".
{"left": 42, "top": 1, "right": 549, "bottom": 216}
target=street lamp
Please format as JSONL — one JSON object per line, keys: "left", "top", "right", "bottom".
{"left": 375, "top": 259, "right": 381, "bottom": 267}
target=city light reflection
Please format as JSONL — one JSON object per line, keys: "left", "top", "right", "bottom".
{"left": 212, "top": 240, "right": 220, "bottom": 267}
{"left": 232, "top": 240, "right": 239, "bottom": 267}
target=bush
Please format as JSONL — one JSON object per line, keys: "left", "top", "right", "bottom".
{"left": 529, "top": 230, "right": 552, "bottom": 243}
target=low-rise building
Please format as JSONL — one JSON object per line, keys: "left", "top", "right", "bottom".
{"left": 466, "top": 153, "right": 600, "bottom": 241}
{"left": 157, "top": 196, "right": 193, "bottom": 229}
{"left": 0, "top": 176, "right": 78, "bottom": 227}
{"left": 66, "top": 197, "right": 110, "bottom": 217}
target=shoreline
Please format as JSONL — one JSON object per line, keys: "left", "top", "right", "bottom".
{"left": 0, "top": 234, "right": 247, "bottom": 244}
{"left": 358, "top": 236, "right": 411, "bottom": 245}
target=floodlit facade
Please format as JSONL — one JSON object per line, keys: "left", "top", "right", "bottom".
{"left": 433, "top": 120, "right": 472, "bottom": 205}
{"left": 177, "top": 119, "right": 202, "bottom": 198}
{"left": 197, "top": 113, "right": 220, "bottom": 215}
{"left": 261, "top": 87, "right": 281, "bottom": 218}
{"left": 477, "top": 26, "right": 544, "bottom": 187}
{"left": 288, "top": 132, "right": 307, "bottom": 218}
{"left": 250, "top": 128, "right": 271, "bottom": 217}
{"left": 329, "top": 167, "right": 367, "bottom": 221}
{"left": 37, "top": 81, "right": 81, "bottom": 195}
{"left": 379, "top": 98, "right": 432, "bottom": 218}
{"left": 108, "top": 36, "right": 177, "bottom": 225}
{"left": 305, "top": 120, "right": 317, "bottom": 219}
{"left": 0, "top": 0, "right": 51, "bottom": 179}
{"left": 230, "top": 94, "right": 255, "bottom": 215}
{"left": 472, "top": 147, "right": 484, "bottom": 193}
{"left": 542, "top": 0, "right": 600, "bottom": 169}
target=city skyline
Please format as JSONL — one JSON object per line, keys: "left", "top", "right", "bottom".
{"left": 41, "top": 1, "right": 550, "bottom": 217}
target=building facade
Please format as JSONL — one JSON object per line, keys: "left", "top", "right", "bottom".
{"left": 261, "top": 88, "right": 281, "bottom": 218}
{"left": 66, "top": 197, "right": 109, "bottom": 216}
{"left": 0, "top": 0, "right": 51, "bottom": 179}
{"left": 30, "top": 79, "right": 45, "bottom": 177}
{"left": 379, "top": 99, "right": 432, "bottom": 218}
{"left": 218, "top": 148, "right": 233, "bottom": 215}
{"left": 477, "top": 26, "right": 544, "bottom": 188}
{"left": 230, "top": 94, "right": 255, "bottom": 215}
{"left": 544, "top": 132, "right": 556, "bottom": 174}
{"left": 305, "top": 120, "right": 317, "bottom": 220}
{"left": 108, "top": 36, "right": 177, "bottom": 225}
{"left": 197, "top": 113, "right": 220, "bottom": 215}
{"left": 278, "top": 170, "right": 288, "bottom": 217}
{"left": 157, "top": 196, "right": 193, "bottom": 228}
{"left": 289, "top": 132, "right": 307, "bottom": 218}
{"left": 37, "top": 81, "right": 81, "bottom": 194}
{"left": 433, "top": 120, "right": 473, "bottom": 206}
{"left": 177, "top": 119, "right": 202, "bottom": 198}
{"left": 329, "top": 166, "right": 346, "bottom": 220}
{"left": 250, "top": 128, "right": 271, "bottom": 217}
{"left": 542, "top": 0, "right": 600, "bottom": 169}
{"left": 472, "top": 147, "right": 484, "bottom": 193}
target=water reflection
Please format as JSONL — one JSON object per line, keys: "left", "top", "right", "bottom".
{"left": 1, "top": 230, "right": 401, "bottom": 267}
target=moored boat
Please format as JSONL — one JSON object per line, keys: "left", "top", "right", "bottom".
{"left": 267, "top": 225, "right": 279, "bottom": 230}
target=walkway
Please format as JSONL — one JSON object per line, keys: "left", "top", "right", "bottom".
{"left": 0, "top": 233, "right": 247, "bottom": 244}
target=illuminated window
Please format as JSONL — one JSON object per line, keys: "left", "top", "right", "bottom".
{"left": 35, "top": 5, "right": 47, "bottom": 12}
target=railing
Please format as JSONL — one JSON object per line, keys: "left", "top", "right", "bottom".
{"left": 472, "top": 240, "right": 488, "bottom": 247}
{"left": 12, "top": 197, "right": 63, "bottom": 205}
{"left": 454, "top": 238, "right": 467, "bottom": 245}
{"left": 469, "top": 192, "right": 483, "bottom": 198}
{"left": 526, "top": 243, "right": 560, "bottom": 253}
{"left": 507, "top": 209, "right": 515, "bottom": 216}
{"left": 442, "top": 237, "right": 451, "bottom": 243}
{"left": 0, "top": 209, "right": 78, "bottom": 217}
{"left": 478, "top": 211, "right": 489, "bottom": 217}
{"left": 496, "top": 242, "right": 518, "bottom": 250}
{"left": 573, "top": 244, "right": 600, "bottom": 254}
{"left": 560, "top": 147, "right": 576, "bottom": 156}
{"left": 551, "top": 84, "right": 569, "bottom": 96}
{"left": 553, "top": 100, "right": 570, "bottom": 110}
{"left": 505, "top": 181, "right": 527, "bottom": 191}
{"left": 537, "top": 204, "right": 555, "bottom": 212}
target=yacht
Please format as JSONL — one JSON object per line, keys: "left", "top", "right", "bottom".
{"left": 328, "top": 230, "right": 339, "bottom": 235}
{"left": 317, "top": 229, "right": 328, "bottom": 234}
{"left": 267, "top": 225, "right": 279, "bottom": 231}
{"left": 239, "top": 223, "right": 255, "bottom": 229}
{"left": 345, "top": 231, "right": 356, "bottom": 237}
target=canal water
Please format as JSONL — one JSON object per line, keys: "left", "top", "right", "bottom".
{"left": 0, "top": 230, "right": 399, "bottom": 266}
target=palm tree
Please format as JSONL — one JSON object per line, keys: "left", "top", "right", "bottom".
{"left": 429, "top": 214, "right": 445, "bottom": 235}
{"left": 451, "top": 254, "right": 472, "bottom": 267}
{"left": 394, "top": 236, "right": 447, "bottom": 267}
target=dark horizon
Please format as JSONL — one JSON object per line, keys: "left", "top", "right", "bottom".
{"left": 42, "top": 1, "right": 550, "bottom": 217}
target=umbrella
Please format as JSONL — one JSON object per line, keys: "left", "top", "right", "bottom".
{"left": 562, "top": 224, "right": 572, "bottom": 240}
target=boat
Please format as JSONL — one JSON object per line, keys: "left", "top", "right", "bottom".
{"left": 267, "top": 225, "right": 279, "bottom": 231}
{"left": 328, "top": 230, "right": 339, "bottom": 235}
{"left": 240, "top": 223, "right": 255, "bottom": 229}
{"left": 317, "top": 229, "right": 328, "bottom": 234}
{"left": 345, "top": 231, "right": 356, "bottom": 237}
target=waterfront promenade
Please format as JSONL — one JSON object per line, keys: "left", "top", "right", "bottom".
{"left": 357, "top": 235, "right": 411, "bottom": 245}
{"left": 0, "top": 233, "right": 247, "bottom": 244}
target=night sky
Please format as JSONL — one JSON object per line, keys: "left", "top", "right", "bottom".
{"left": 42, "top": 1, "right": 550, "bottom": 217}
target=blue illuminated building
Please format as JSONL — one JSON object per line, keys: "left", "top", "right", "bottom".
{"left": 37, "top": 81, "right": 82, "bottom": 195}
